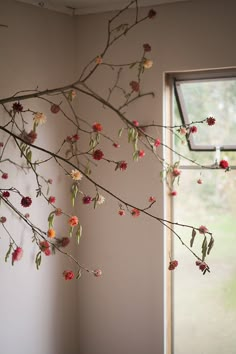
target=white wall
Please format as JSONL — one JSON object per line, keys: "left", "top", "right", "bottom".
{"left": 0, "top": 2, "right": 78, "bottom": 354}
{"left": 75, "top": 1, "right": 236, "bottom": 354}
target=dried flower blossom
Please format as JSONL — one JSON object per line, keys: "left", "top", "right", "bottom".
{"left": 92, "top": 122, "right": 103, "bottom": 132}
{"left": 48, "top": 178, "right": 53, "bottom": 184}
{"left": 12, "top": 247, "right": 23, "bottom": 263}
{"left": 168, "top": 260, "right": 178, "bottom": 270}
{"left": 172, "top": 168, "right": 181, "bottom": 177}
{"left": 33, "top": 112, "right": 47, "bottom": 125}
{"left": 2, "top": 191, "right": 10, "bottom": 198}
{"left": 199, "top": 225, "right": 208, "bottom": 234}
{"left": 70, "top": 169, "right": 83, "bottom": 181}
{"left": 63, "top": 270, "right": 74, "bottom": 280}
{"left": 219, "top": 159, "right": 229, "bottom": 169}
{"left": 40, "top": 241, "right": 51, "bottom": 256}
{"left": 130, "top": 81, "right": 140, "bottom": 92}
{"left": 154, "top": 138, "right": 161, "bottom": 147}
{"left": 12, "top": 102, "right": 23, "bottom": 113}
{"left": 170, "top": 191, "right": 177, "bottom": 196}
{"left": 55, "top": 208, "right": 62, "bottom": 216}
{"left": 206, "top": 117, "right": 216, "bottom": 126}
{"left": 118, "top": 161, "right": 128, "bottom": 171}
{"left": 50, "top": 104, "right": 60, "bottom": 114}
{"left": 0, "top": 142, "right": 4, "bottom": 147}
{"left": 179, "top": 127, "right": 187, "bottom": 135}
{"left": 2, "top": 173, "right": 8, "bottom": 179}
{"left": 196, "top": 260, "right": 207, "bottom": 272}
{"left": 97, "top": 194, "right": 105, "bottom": 205}
{"left": 138, "top": 150, "right": 145, "bottom": 158}
{"left": 113, "top": 143, "right": 120, "bottom": 148}
{"left": 21, "top": 196, "right": 32, "bottom": 208}
{"left": 143, "top": 43, "right": 151, "bottom": 52}
{"left": 0, "top": 216, "right": 7, "bottom": 223}
{"left": 48, "top": 196, "right": 56, "bottom": 204}
{"left": 24, "top": 213, "right": 30, "bottom": 218}
{"left": 148, "top": 9, "right": 157, "bottom": 19}
{"left": 132, "top": 120, "right": 139, "bottom": 127}
{"left": 93, "top": 149, "right": 104, "bottom": 160}
{"left": 67, "top": 90, "right": 76, "bottom": 101}
{"left": 60, "top": 237, "right": 70, "bottom": 248}
{"left": 47, "top": 228, "right": 56, "bottom": 238}
{"left": 95, "top": 56, "right": 103, "bottom": 64}
{"left": 143, "top": 59, "right": 153, "bottom": 69}
{"left": 190, "top": 126, "right": 197, "bottom": 133}
{"left": 94, "top": 269, "right": 102, "bottom": 277}
{"left": 68, "top": 216, "right": 79, "bottom": 227}
{"left": 118, "top": 210, "right": 125, "bottom": 216}
{"left": 131, "top": 208, "right": 140, "bottom": 217}
{"left": 197, "top": 178, "right": 203, "bottom": 184}
{"left": 149, "top": 196, "right": 156, "bottom": 202}
{"left": 82, "top": 196, "right": 92, "bottom": 205}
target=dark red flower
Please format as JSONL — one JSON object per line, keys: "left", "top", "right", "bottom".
{"left": 148, "top": 9, "right": 157, "bottom": 19}
{"left": 27, "top": 130, "right": 37, "bottom": 144}
{"left": 93, "top": 149, "right": 104, "bottom": 160}
{"left": 129, "top": 81, "right": 140, "bottom": 92}
{"left": 12, "top": 247, "right": 23, "bottom": 263}
{"left": 190, "top": 126, "right": 197, "bottom": 133}
{"left": 131, "top": 208, "right": 140, "bottom": 217}
{"left": 143, "top": 43, "right": 151, "bottom": 52}
{"left": 92, "top": 122, "right": 103, "bottom": 132}
{"left": 48, "top": 196, "right": 56, "bottom": 204}
{"left": 2, "top": 173, "right": 8, "bottom": 179}
{"left": 82, "top": 196, "right": 92, "bottom": 204}
{"left": 170, "top": 190, "right": 177, "bottom": 196}
{"left": 2, "top": 191, "right": 10, "bottom": 198}
{"left": 12, "top": 102, "right": 23, "bottom": 113}
{"left": 61, "top": 237, "right": 70, "bottom": 248}
{"left": 21, "top": 196, "right": 32, "bottom": 208}
{"left": 196, "top": 260, "right": 207, "bottom": 272}
{"left": 50, "top": 104, "right": 60, "bottom": 114}
{"left": 63, "top": 270, "right": 74, "bottom": 280}
{"left": 219, "top": 159, "right": 229, "bottom": 169}
{"left": 206, "top": 117, "right": 216, "bottom": 126}
{"left": 40, "top": 241, "right": 51, "bottom": 255}
{"left": 113, "top": 143, "right": 120, "bottom": 148}
{"left": 168, "top": 260, "right": 178, "bottom": 270}
{"left": 118, "top": 161, "right": 128, "bottom": 171}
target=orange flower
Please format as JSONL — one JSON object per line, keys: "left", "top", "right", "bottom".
{"left": 47, "top": 228, "right": 56, "bottom": 238}
{"left": 68, "top": 216, "right": 79, "bottom": 227}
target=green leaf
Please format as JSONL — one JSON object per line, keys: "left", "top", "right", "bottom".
{"left": 207, "top": 236, "right": 214, "bottom": 255}
{"left": 132, "top": 151, "right": 139, "bottom": 161}
{"left": 48, "top": 212, "right": 55, "bottom": 229}
{"left": 5, "top": 243, "right": 13, "bottom": 263}
{"left": 118, "top": 128, "right": 124, "bottom": 137}
{"left": 71, "top": 183, "right": 78, "bottom": 207}
{"left": 69, "top": 226, "right": 73, "bottom": 237}
{"left": 201, "top": 236, "right": 208, "bottom": 261}
{"left": 190, "top": 229, "right": 197, "bottom": 247}
{"left": 76, "top": 269, "right": 82, "bottom": 279}
{"left": 35, "top": 251, "right": 42, "bottom": 270}
{"left": 76, "top": 224, "right": 82, "bottom": 244}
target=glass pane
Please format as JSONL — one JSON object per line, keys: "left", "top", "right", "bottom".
{"left": 172, "top": 157, "right": 236, "bottom": 353}
{"left": 177, "top": 78, "right": 236, "bottom": 147}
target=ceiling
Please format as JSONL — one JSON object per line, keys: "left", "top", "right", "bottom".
{"left": 16, "top": 0, "right": 188, "bottom": 15}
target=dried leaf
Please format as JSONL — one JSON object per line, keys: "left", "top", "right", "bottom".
{"left": 190, "top": 228, "right": 197, "bottom": 247}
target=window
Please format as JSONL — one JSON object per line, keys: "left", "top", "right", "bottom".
{"left": 168, "top": 69, "right": 236, "bottom": 354}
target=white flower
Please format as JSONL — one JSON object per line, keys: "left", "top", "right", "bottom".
{"left": 97, "top": 194, "right": 105, "bottom": 205}
{"left": 143, "top": 59, "right": 153, "bottom": 69}
{"left": 70, "top": 169, "right": 83, "bottom": 181}
{"left": 33, "top": 112, "right": 47, "bottom": 125}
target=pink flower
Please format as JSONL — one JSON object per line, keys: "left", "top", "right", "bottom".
{"left": 72, "top": 134, "right": 79, "bottom": 141}
{"left": 113, "top": 143, "right": 120, "bottom": 148}
{"left": 82, "top": 196, "right": 92, "bottom": 204}
{"left": 132, "top": 120, "right": 139, "bottom": 127}
{"left": 172, "top": 168, "right": 181, "bottom": 177}
{"left": 130, "top": 81, "right": 140, "bottom": 92}
{"left": 168, "top": 260, "right": 178, "bottom": 270}
{"left": 24, "top": 213, "right": 30, "bottom": 218}
{"left": 143, "top": 43, "right": 151, "bottom": 52}
{"left": 12, "top": 247, "right": 23, "bottom": 263}
{"left": 94, "top": 269, "right": 102, "bottom": 277}
{"left": 206, "top": 117, "right": 216, "bottom": 126}
{"left": 169, "top": 191, "right": 177, "bottom": 196}
{"left": 148, "top": 9, "right": 157, "bottom": 18}
{"left": 2, "top": 173, "right": 8, "bottom": 179}
{"left": 21, "top": 196, "right": 32, "bottom": 208}
{"left": 118, "top": 161, "right": 128, "bottom": 171}
{"left": 50, "top": 104, "right": 60, "bottom": 114}
{"left": 63, "top": 270, "right": 74, "bottom": 280}
{"left": 0, "top": 216, "right": 7, "bottom": 223}
{"left": 2, "top": 191, "right": 10, "bottom": 198}
{"left": 179, "top": 127, "right": 187, "bottom": 135}
{"left": 196, "top": 260, "right": 207, "bottom": 272}
{"left": 219, "top": 159, "right": 229, "bottom": 169}
{"left": 40, "top": 241, "right": 51, "bottom": 256}
{"left": 190, "top": 126, "right": 197, "bottom": 133}
{"left": 68, "top": 216, "right": 79, "bottom": 227}
{"left": 149, "top": 196, "right": 156, "bottom": 203}
{"left": 199, "top": 225, "right": 208, "bottom": 234}
{"left": 197, "top": 178, "right": 203, "bottom": 184}
{"left": 138, "top": 150, "right": 145, "bottom": 158}
{"left": 93, "top": 149, "right": 104, "bottom": 160}
{"left": 48, "top": 196, "right": 56, "bottom": 204}
{"left": 118, "top": 210, "right": 125, "bottom": 216}
{"left": 131, "top": 208, "right": 140, "bottom": 217}
{"left": 154, "top": 138, "right": 161, "bottom": 147}
{"left": 92, "top": 122, "right": 103, "bottom": 132}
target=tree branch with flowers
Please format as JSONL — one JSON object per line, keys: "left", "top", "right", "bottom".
{"left": 0, "top": 0, "right": 226, "bottom": 280}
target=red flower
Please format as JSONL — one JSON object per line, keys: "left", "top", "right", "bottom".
{"left": 2, "top": 173, "right": 8, "bottom": 179}
{"left": 92, "top": 122, "right": 103, "bottom": 132}
{"left": 50, "top": 104, "right": 60, "bottom": 114}
{"left": 148, "top": 9, "right": 157, "bottom": 19}
{"left": 118, "top": 210, "right": 125, "bottom": 216}
{"left": 199, "top": 225, "right": 208, "bottom": 234}
{"left": 172, "top": 168, "right": 181, "bottom": 177}
{"left": 0, "top": 216, "right": 7, "bottom": 223}
{"left": 138, "top": 150, "right": 145, "bottom": 158}
{"left": 48, "top": 196, "right": 56, "bottom": 204}
{"left": 149, "top": 196, "right": 156, "bottom": 203}
{"left": 113, "top": 143, "right": 120, "bottom": 148}
{"left": 48, "top": 179, "right": 53, "bottom": 184}
{"left": 132, "top": 120, "right": 139, "bottom": 127}
{"left": 131, "top": 208, "right": 140, "bottom": 217}
{"left": 93, "top": 149, "right": 104, "bottom": 160}
{"left": 190, "top": 126, "right": 197, "bottom": 133}
{"left": 12, "top": 247, "right": 23, "bottom": 263}
{"left": 82, "top": 196, "right": 92, "bottom": 204}
{"left": 40, "top": 241, "right": 51, "bottom": 256}
{"left": 170, "top": 191, "right": 177, "bottom": 196}
{"left": 130, "top": 81, "right": 140, "bottom": 92}
{"left": 21, "top": 196, "right": 32, "bottom": 208}
{"left": 206, "top": 117, "right": 216, "bottom": 126}
{"left": 168, "top": 260, "right": 178, "bottom": 270}
{"left": 196, "top": 260, "right": 207, "bottom": 272}
{"left": 72, "top": 134, "right": 79, "bottom": 141}
{"left": 154, "top": 138, "right": 161, "bottom": 147}
{"left": 63, "top": 270, "right": 74, "bottom": 280}
{"left": 12, "top": 102, "right": 23, "bottom": 113}
{"left": 2, "top": 191, "right": 10, "bottom": 198}
{"left": 197, "top": 178, "right": 203, "bottom": 184}
{"left": 219, "top": 159, "right": 229, "bottom": 169}
{"left": 94, "top": 269, "right": 102, "bottom": 277}
{"left": 143, "top": 43, "right": 151, "bottom": 52}
{"left": 118, "top": 161, "right": 128, "bottom": 171}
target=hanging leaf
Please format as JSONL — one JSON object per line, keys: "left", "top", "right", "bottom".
{"left": 5, "top": 243, "right": 13, "bottom": 263}
{"left": 76, "top": 224, "right": 82, "bottom": 244}
{"left": 69, "top": 226, "right": 73, "bottom": 237}
{"left": 35, "top": 251, "right": 42, "bottom": 270}
{"left": 207, "top": 236, "right": 214, "bottom": 255}
{"left": 118, "top": 127, "right": 124, "bottom": 137}
{"left": 71, "top": 183, "right": 78, "bottom": 207}
{"left": 201, "top": 236, "right": 208, "bottom": 261}
{"left": 190, "top": 229, "right": 197, "bottom": 247}
{"left": 48, "top": 212, "right": 55, "bottom": 229}
{"left": 76, "top": 269, "right": 82, "bottom": 279}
